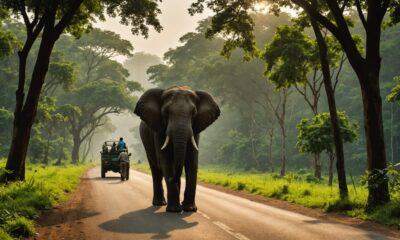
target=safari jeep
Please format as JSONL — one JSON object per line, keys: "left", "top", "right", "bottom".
{"left": 100, "top": 141, "right": 130, "bottom": 180}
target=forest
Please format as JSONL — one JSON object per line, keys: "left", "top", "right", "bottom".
{"left": 0, "top": 1, "right": 399, "bottom": 235}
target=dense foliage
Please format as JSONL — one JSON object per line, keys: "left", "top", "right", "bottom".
{"left": 0, "top": 20, "right": 141, "bottom": 165}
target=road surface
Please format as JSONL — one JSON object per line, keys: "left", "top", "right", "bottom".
{"left": 35, "top": 167, "right": 398, "bottom": 240}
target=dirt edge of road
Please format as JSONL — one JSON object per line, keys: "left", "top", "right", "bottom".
{"left": 197, "top": 181, "right": 400, "bottom": 238}
{"left": 32, "top": 170, "right": 94, "bottom": 240}
{"left": 33, "top": 168, "right": 400, "bottom": 239}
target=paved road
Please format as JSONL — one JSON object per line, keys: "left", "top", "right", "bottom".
{"left": 37, "top": 167, "right": 397, "bottom": 240}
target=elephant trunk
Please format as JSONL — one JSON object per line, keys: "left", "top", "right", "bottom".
{"left": 163, "top": 118, "right": 193, "bottom": 184}
{"left": 171, "top": 125, "right": 189, "bottom": 183}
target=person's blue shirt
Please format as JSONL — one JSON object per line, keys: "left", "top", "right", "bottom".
{"left": 117, "top": 140, "right": 126, "bottom": 151}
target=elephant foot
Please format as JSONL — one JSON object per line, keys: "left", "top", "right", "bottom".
{"left": 182, "top": 203, "right": 197, "bottom": 212}
{"left": 152, "top": 198, "right": 167, "bottom": 206}
{"left": 166, "top": 204, "right": 182, "bottom": 212}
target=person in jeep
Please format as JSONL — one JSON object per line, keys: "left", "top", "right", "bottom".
{"left": 117, "top": 137, "right": 127, "bottom": 151}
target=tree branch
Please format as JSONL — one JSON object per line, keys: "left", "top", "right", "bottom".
{"left": 53, "top": 0, "right": 84, "bottom": 37}
{"left": 292, "top": 0, "right": 341, "bottom": 38}
{"left": 355, "top": 0, "right": 367, "bottom": 29}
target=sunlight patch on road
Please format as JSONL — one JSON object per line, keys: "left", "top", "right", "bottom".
{"left": 197, "top": 210, "right": 210, "bottom": 219}
{"left": 212, "top": 221, "right": 250, "bottom": 240}
{"left": 198, "top": 210, "right": 250, "bottom": 240}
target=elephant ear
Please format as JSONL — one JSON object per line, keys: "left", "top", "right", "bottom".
{"left": 134, "top": 88, "right": 164, "bottom": 132}
{"left": 193, "top": 91, "right": 221, "bottom": 134}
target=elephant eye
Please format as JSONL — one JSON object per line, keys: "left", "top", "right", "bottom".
{"left": 161, "top": 107, "right": 168, "bottom": 117}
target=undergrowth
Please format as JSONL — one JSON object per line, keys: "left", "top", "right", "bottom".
{"left": 0, "top": 160, "right": 90, "bottom": 239}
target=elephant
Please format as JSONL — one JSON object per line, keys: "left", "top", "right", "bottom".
{"left": 134, "top": 86, "right": 220, "bottom": 212}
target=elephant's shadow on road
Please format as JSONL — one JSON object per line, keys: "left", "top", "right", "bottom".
{"left": 98, "top": 206, "right": 198, "bottom": 239}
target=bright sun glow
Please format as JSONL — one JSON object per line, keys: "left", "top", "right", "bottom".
{"left": 253, "top": 2, "right": 270, "bottom": 14}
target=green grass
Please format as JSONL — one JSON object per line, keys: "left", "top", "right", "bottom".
{"left": 0, "top": 160, "right": 90, "bottom": 239}
{"left": 133, "top": 163, "right": 400, "bottom": 227}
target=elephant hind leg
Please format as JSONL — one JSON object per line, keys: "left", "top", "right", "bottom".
{"left": 151, "top": 169, "right": 166, "bottom": 206}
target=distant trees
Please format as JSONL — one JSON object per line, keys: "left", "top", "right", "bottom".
{"left": 61, "top": 80, "right": 136, "bottom": 163}
{"left": 0, "top": 0, "right": 163, "bottom": 181}
{"left": 124, "top": 52, "right": 162, "bottom": 89}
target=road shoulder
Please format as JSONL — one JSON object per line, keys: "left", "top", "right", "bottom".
{"left": 197, "top": 181, "right": 400, "bottom": 239}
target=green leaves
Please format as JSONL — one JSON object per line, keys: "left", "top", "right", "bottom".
{"left": 261, "top": 25, "right": 314, "bottom": 89}
{"left": 296, "top": 111, "right": 358, "bottom": 155}
{"left": 0, "top": 0, "right": 163, "bottom": 38}
{"left": 64, "top": 79, "right": 136, "bottom": 113}
{"left": 189, "top": 0, "right": 257, "bottom": 57}
{"left": 76, "top": 28, "right": 134, "bottom": 58}
{"left": 387, "top": 76, "right": 400, "bottom": 103}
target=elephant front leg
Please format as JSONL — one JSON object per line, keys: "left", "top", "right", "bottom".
{"left": 182, "top": 147, "right": 198, "bottom": 212}
{"left": 166, "top": 181, "right": 182, "bottom": 212}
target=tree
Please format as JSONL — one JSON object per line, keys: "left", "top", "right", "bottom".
{"left": 76, "top": 28, "right": 134, "bottom": 82}
{"left": 297, "top": 112, "right": 358, "bottom": 185}
{"left": 0, "top": 0, "right": 162, "bottom": 181}
{"left": 42, "top": 52, "right": 77, "bottom": 96}
{"left": 190, "top": 0, "right": 398, "bottom": 207}
{"left": 261, "top": 25, "right": 316, "bottom": 176}
{"left": 60, "top": 80, "right": 136, "bottom": 163}
{"left": 32, "top": 96, "right": 67, "bottom": 164}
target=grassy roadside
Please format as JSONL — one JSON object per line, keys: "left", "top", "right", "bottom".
{"left": 0, "top": 161, "right": 91, "bottom": 239}
{"left": 132, "top": 163, "right": 400, "bottom": 227}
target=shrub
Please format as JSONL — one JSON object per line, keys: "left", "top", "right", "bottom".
{"left": 237, "top": 182, "right": 246, "bottom": 191}
{"left": 5, "top": 216, "right": 35, "bottom": 238}
{"left": 325, "top": 199, "right": 356, "bottom": 212}
{"left": 302, "top": 189, "right": 312, "bottom": 196}
{"left": 305, "top": 173, "right": 320, "bottom": 183}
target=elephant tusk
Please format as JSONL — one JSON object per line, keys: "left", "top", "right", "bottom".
{"left": 191, "top": 136, "right": 199, "bottom": 151}
{"left": 161, "top": 136, "right": 170, "bottom": 150}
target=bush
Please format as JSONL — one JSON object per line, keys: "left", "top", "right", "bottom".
{"left": 305, "top": 173, "right": 320, "bottom": 183}
{"left": 5, "top": 217, "right": 35, "bottom": 238}
{"left": 237, "top": 182, "right": 246, "bottom": 191}
{"left": 325, "top": 199, "right": 357, "bottom": 212}
{"left": 302, "top": 189, "right": 311, "bottom": 196}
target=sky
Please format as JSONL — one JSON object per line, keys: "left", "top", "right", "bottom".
{"left": 95, "top": 0, "right": 211, "bottom": 59}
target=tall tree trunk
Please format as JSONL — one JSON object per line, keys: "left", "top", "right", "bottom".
{"left": 278, "top": 90, "right": 288, "bottom": 177}
{"left": 5, "top": 23, "right": 58, "bottom": 181}
{"left": 362, "top": 4, "right": 389, "bottom": 207}
{"left": 249, "top": 119, "right": 260, "bottom": 169}
{"left": 310, "top": 18, "right": 348, "bottom": 199}
{"left": 360, "top": 74, "right": 390, "bottom": 207}
{"left": 268, "top": 128, "right": 274, "bottom": 172}
{"left": 43, "top": 138, "right": 50, "bottom": 165}
{"left": 314, "top": 153, "right": 321, "bottom": 179}
{"left": 82, "top": 132, "right": 95, "bottom": 162}
{"left": 71, "top": 132, "right": 81, "bottom": 164}
{"left": 328, "top": 152, "right": 335, "bottom": 186}
{"left": 280, "top": 123, "right": 286, "bottom": 177}
{"left": 390, "top": 103, "right": 394, "bottom": 164}
{"left": 56, "top": 132, "right": 67, "bottom": 165}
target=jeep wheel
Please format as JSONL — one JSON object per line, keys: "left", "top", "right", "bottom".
{"left": 101, "top": 166, "right": 106, "bottom": 178}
